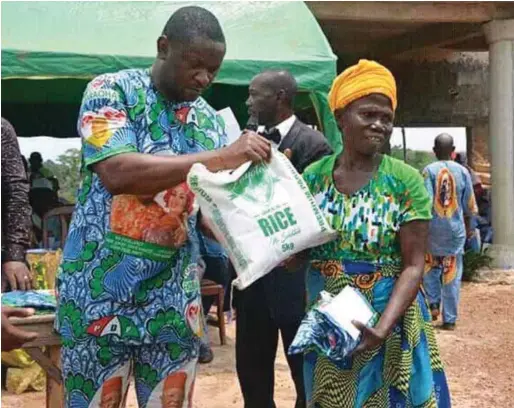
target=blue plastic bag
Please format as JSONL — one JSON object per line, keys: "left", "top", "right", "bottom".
{"left": 289, "top": 290, "right": 377, "bottom": 362}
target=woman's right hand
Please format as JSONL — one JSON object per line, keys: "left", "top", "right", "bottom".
{"left": 219, "top": 131, "right": 272, "bottom": 169}
{"left": 352, "top": 320, "right": 388, "bottom": 353}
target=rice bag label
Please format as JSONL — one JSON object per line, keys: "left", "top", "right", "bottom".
{"left": 188, "top": 150, "right": 337, "bottom": 289}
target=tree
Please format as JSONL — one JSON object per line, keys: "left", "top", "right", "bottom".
{"left": 390, "top": 145, "right": 435, "bottom": 172}
{"left": 44, "top": 148, "right": 81, "bottom": 203}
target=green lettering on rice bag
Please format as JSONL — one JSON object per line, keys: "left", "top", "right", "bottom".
{"left": 187, "top": 150, "right": 337, "bottom": 290}
{"left": 257, "top": 207, "right": 298, "bottom": 237}
{"left": 227, "top": 163, "right": 279, "bottom": 204}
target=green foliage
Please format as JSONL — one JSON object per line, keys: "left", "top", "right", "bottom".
{"left": 44, "top": 148, "right": 81, "bottom": 203}
{"left": 390, "top": 146, "right": 436, "bottom": 171}
{"left": 463, "top": 250, "right": 493, "bottom": 282}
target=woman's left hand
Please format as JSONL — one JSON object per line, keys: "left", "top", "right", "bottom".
{"left": 352, "top": 320, "right": 388, "bottom": 353}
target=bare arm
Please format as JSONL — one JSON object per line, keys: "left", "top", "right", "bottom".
{"left": 93, "top": 131, "right": 271, "bottom": 196}
{"left": 354, "top": 220, "right": 428, "bottom": 352}
{"left": 376, "top": 220, "right": 428, "bottom": 334}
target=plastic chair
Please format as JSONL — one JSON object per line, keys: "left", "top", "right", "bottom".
{"left": 42, "top": 205, "right": 75, "bottom": 249}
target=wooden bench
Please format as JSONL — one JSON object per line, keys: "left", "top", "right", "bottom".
{"left": 10, "top": 314, "right": 63, "bottom": 408}
{"left": 200, "top": 279, "right": 227, "bottom": 345}
{"left": 7, "top": 280, "right": 227, "bottom": 408}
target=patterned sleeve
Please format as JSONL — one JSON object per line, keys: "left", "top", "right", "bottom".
{"left": 302, "top": 156, "right": 326, "bottom": 195}
{"left": 399, "top": 165, "right": 432, "bottom": 225}
{"left": 215, "top": 111, "right": 229, "bottom": 148}
{"left": 78, "top": 75, "right": 138, "bottom": 168}
{"left": 1, "top": 118, "right": 32, "bottom": 261}
{"left": 462, "top": 168, "right": 478, "bottom": 217}
{"left": 302, "top": 176, "right": 317, "bottom": 201}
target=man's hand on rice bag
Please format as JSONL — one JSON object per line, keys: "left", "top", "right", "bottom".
{"left": 280, "top": 249, "right": 310, "bottom": 271}
{"left": 283, "top": 149, "right": 293, "bottom": 161}
{"left": 219, "top": 130, "right": 272, "bottom": 168}
{"left": 351, "top": 320, "right": 388, "bottom": 353}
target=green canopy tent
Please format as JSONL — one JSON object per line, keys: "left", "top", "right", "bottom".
{"left": 2, "top": 1, "right": 341, "bottom": 151}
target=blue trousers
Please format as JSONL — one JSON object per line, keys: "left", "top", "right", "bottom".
{"left": 423, "top": 254, "right": 463, "bottom": 324}
{"left": 466, "top": 228, "right": 482, "bottom": 253}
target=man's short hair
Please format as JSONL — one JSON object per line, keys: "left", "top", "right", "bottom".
{"left": 162, "top": 6, "right": 225, "bottom": 45}
{"left": 30, "top": 152, "right": 42, "bottom": 161}
{"left": 258, "top": 70, "right": 298, "bottom": 107}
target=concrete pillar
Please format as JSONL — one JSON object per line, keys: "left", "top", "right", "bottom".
{"left": 469, "top": 123, "right": 491, "bottom": 186}
{"left": 484, "top": 19, "right": 514, "bottom": 269}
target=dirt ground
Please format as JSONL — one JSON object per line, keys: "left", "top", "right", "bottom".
{"left": 2, "top": 283, "right": 513, "bottom": 408}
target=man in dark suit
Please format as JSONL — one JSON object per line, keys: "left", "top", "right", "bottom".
{"left": 236, "top": 70, "right": 332, "bottom": 408}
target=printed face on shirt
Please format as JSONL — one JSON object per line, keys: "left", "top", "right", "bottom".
{"left": 165, "top": 184, "right": 190, "bottom": 216}
{"left": 162, "top": 389, "right": 184, "bottom": 408}
{"left": 434, "top": 168, "right": 458, "bottom": 218}
{"left": 99, "top": 393, "right": 121, "bottom": 408}
{"left": 161, "top": 372, "right": 187, "bottom": 408}
{"left": 110, "top": 182, "right": 194, "bottom": 250}
{"left": 156, "top": 37, "right": 226, "bottom": 102}
{"left": 99, "top": 377, "right": 123, "bottom": 408}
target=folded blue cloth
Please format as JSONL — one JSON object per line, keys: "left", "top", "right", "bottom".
{"left": 289, "top": 291, "right": 377, "bottom": 362}
{"left": 1, "top": 290, "right": 56, "bottom": 312}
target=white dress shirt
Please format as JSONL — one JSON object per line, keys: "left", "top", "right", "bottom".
{"left": 257, "top": 115, "right": 296, "bottom": 148}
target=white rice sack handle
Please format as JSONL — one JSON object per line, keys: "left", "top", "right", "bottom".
{"left": 190, "top": 160, "right": 252, "bottom": 186}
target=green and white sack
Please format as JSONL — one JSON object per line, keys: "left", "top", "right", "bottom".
{"left": 187, "top": 150, "right": 336, "bottom": 289}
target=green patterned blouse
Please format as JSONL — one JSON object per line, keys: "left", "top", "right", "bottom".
{"left": 302, "top": 153, "right": 432, "bottom": 266}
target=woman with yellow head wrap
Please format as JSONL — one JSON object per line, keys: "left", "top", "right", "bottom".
{"left": 328, "top": 59, "right": 398, "bottom": 113}
{"left": 299, "top": 60, "right": 451, "bottom": 407}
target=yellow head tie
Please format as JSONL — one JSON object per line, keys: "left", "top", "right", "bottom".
{"left": 328, "top": 59, "right": 398, "bottom": 112}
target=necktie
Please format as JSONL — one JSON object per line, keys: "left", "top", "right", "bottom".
{"left": 260, "top": 128, "right": 281, "bottom": 144}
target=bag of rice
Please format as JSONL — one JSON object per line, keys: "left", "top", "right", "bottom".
{"left": 187, "top": 149, "right": 336, "bottom": 289}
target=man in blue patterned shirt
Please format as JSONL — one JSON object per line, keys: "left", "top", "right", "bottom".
{"left": 423, "top": 134, "right": 477, "bottom": 331}
{"left": 56, "top": 6, "right": 271, "bottom": 408}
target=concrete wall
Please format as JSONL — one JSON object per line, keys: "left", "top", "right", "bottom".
{"left": 385, "top": 52, "right": 491, "bottom": 179}
{"left": 389, "top": 52, "right": 489, "bottom": 127}
{"left": 333, "top": 51, "right": 492, "bottom": 178}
